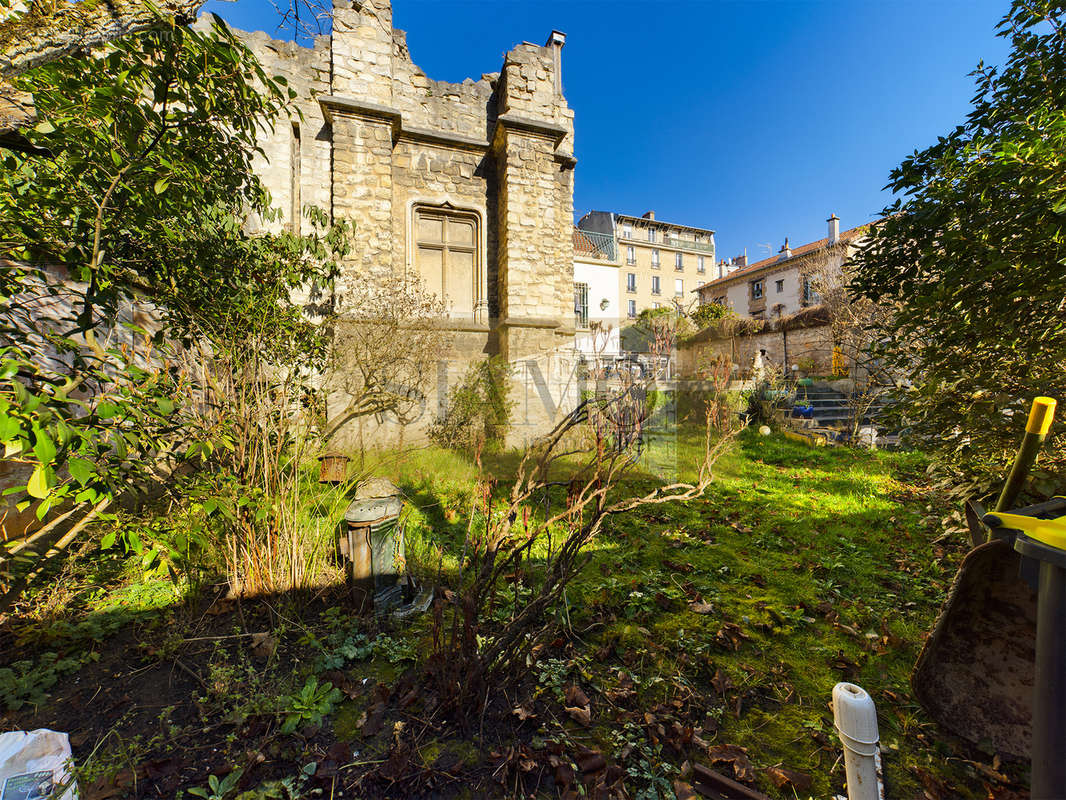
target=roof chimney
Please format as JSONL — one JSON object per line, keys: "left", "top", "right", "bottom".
{"left": 778, "top": 237, "right": 792, "bottom": 260}
{"left": 546, "top": 31, "right": 566, "bottom": 96}
{"left": 642, "top": 211, "right": 655, "bottom": 220}
{"left": 827, "top": 213, "right": 840, "bottom": 245}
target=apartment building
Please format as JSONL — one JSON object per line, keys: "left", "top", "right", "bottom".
{"left": 577, "top": 210, "right": 715, "bottom": 321}
{"left": 695, "top": 215, "right": 868, "bottom": 319}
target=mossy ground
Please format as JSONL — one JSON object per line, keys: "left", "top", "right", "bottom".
{"left": 0, "top": 429, "right": 1026, "bottom": 798}
{"left": 368, "top": 427, "right": 1023, "bottom": 798}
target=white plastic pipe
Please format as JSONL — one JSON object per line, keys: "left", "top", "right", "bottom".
{"left": 833, "top": 682, "right": 885, "bottom": 800}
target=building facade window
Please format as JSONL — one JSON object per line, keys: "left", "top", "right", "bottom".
{"left": 622, "top": 224, "right": 633, "bottom": 239}
{"left": 675, "top": 278, "right": 683, "bottom": 296}
{"left": 627, "top": 299, "right": 636, "bottom": 318}
{"left": 647, "top": 228, "right": 656, "bottom": 243}
{"left": 775, "top": 279, "right": 784, "bottom": 293}
{"left": 626, "top": 245, "right": 636, "bottom": 265}
{"left": 413, "top": 205, "right": 479, "bottom": 318}
{"left": 651, "top": 248, "right": 660, "bottom": 268}
{"left": 626, "top": 272, "right": 636, "bottom": 292}
{"left": 802, "top": 275, "right": 817, "bottom": 304}
{"left": 751, "top": 279, "right": 764, "bottom": 300}
{"left": 574, "top": 282, "right": 589, "bottom": 329}
{"left": 697, "top": 255, "right": 705, "bottom": 273}
{"left": 675, "top": 252, "right": 684, "bottom": 270}
{"left": 653, "top": 302, "right": 661, "bottom": 309}
{"left": 651, "top": 276, "right": 661, "bottom": 295}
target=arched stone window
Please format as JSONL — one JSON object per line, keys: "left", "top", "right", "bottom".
{"left": 412, "top": 204, "right": 482, "bottom": 321}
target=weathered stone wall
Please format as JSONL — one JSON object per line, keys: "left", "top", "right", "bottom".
{"left": 231, "top": 29, "right": 332, "bottom": 234}
{"left": 235, "top": 0, "right": 578, "bottom": 446}
{"left": 679, "top": 319, "right": 838, "bottom": 379}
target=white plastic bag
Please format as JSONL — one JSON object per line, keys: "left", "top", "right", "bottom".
{"left": 0, "top": 729, "right": 77, "bottom": 800}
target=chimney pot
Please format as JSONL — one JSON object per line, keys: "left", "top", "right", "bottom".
{"left": 642, "top": 210, "right": 655, "bottom": 220}
{"left": 827, "top": 214, "right": 840, "bottom": 244}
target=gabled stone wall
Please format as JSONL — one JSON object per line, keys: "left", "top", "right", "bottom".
{"left": 233, "top": 0, "right": 579, "bottom": 445}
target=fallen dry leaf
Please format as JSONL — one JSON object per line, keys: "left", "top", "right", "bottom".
{"left": 250, "top": 632, "right": 277, "bottom": 659}
{"left": 575, "top": 747, "right": 606, "bottom": 774}
{"left": 711, "top": 668, "right": 734, "bottom": 695}
{"left": 765, "top": 766, "right": 813, "bottom": 791}
{"left": 673, "top": 780, "right": 699, "bottom": 800}
{"left": 707, "top": 743, "right": 755, "bottom": 783}
{"left": 688, "top": 600, "right": 714, "bottom": 614}
{"left": 565, "top": 684, "right": 590, "bottom": 708}
{"left": 566, "top": 705, "right": 591, "bottom": 726}
{"left": 512, "top": 703, "right": 536, "bottom": 721}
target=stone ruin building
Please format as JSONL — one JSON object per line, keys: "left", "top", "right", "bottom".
{"left": 238, "top": 0, "right": 578, "bottom": 443}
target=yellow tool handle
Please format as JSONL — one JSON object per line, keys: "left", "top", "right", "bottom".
{"left": 987, "top": 504, "right": 1066, "bottom": 551}
{"left": 993, "top": 397, "right": 1058, "bottom": 520}
{"left": 1027, "top": 397, "right": 1057, "bottom": 435}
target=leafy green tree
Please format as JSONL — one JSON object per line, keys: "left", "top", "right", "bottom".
{"left": 690, "top": 301, "right": 735, "bottom": 330}
{"left": 851, "top": 0, "right": 1066, "bottom": 490}
{"left": 1, "top": 17, "right": 300, "bottom": 322}
{"left": 0, "top": 20, "right": 349, "bottom": 591}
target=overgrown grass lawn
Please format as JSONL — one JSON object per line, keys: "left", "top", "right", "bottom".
{"left": 552, "top": 430, "right": 1017, "bottom": 798}
{"left": 0, "top": 430, "right": 1024, "bottom": 799}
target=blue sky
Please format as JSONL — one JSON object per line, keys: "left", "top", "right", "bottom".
{"left": 204, "top": 0, "right": 1012, "bottom": 263}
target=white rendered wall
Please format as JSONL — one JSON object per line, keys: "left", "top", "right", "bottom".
{"left": 725, "top": 282, "right": 748, "bottom": 312}
{"left": 574, "top": 256, "right": 621, "bottom": 355}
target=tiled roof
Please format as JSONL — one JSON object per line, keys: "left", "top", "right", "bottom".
{"left": 697, "top": 223, "right": 870, "bottom": 291}
{"left": 573, "top": 229, "right": 602, "bottom": 256}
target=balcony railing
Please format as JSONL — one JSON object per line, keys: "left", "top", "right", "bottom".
{"left": 663, "top": 235, "right": 716, "bottom": 255}
{"left": 573, "top": 228, "right": 617, "bottom": 261}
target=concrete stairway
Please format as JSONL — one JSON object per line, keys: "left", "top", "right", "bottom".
{"left": 788, "top": 385, "right": 886, "bottom": 428}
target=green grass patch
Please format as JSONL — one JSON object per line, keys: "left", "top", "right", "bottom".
{"left": 1, "top": 428, "right": 1002, "bottom": 799}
